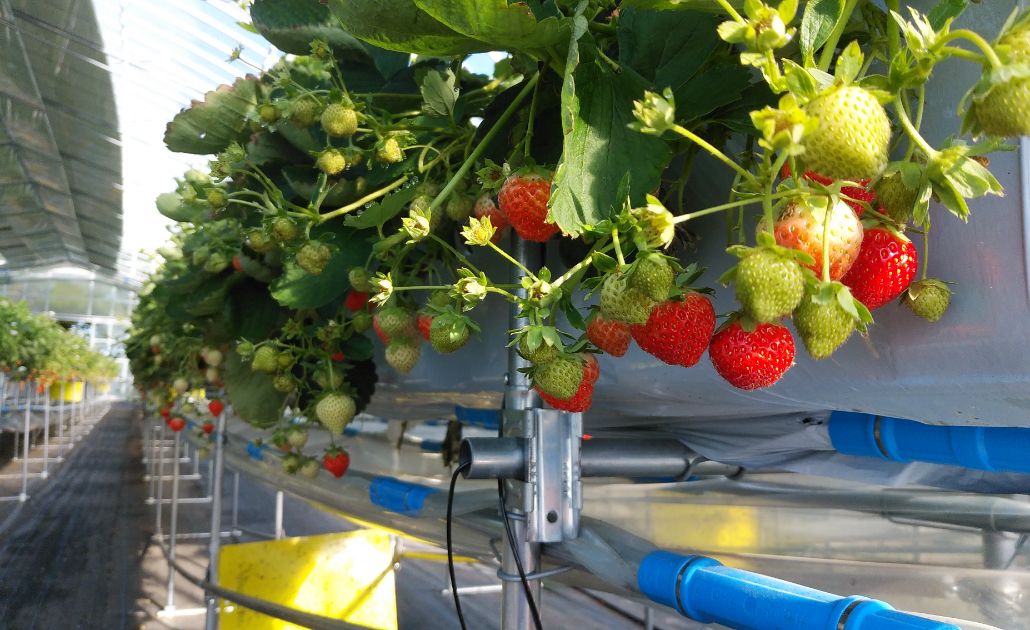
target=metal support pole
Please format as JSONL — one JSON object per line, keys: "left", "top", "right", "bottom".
{"left": 20, "top": 382, "right": 30, "bottom": 502}
{"left": 205, "top": 411, "right": 227, "bottom": 629}
{"left": 983, "top": 530, "right": 1020, "bottom": 569}
{"left": 155, "top": 422, "right": 166, "bottom": 533}
{"left": 502, "top": 235, "right": 542, "bottom": 630}
{"left": 644, "top": 606, "right": 654, "bottom": 630}
{"left": 166, "top": 431, "right": 182, "bottom": 613}
{"left": 11, "top": 383, "right": 19, "bottom": 462}
{"left": 231, "top": 471, "right": 239, "bottom": 531}
{"left": 41, "top": 390, "right": 49, "bottom": 479}
{"left": 274, "top": 491, "right": 285, "bottom": 540}
{"left": 58, "top": 382, "right": 65, "bottom": 456}
{"left": 70, "top": 380, "right": 78, "bottom": 447}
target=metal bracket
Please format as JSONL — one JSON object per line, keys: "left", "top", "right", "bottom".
{"left": 502, "top": 407, "right": 582, "bottom": 543}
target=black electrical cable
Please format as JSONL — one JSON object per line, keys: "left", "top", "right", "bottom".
{"left": 498, "top": 479, "right": 544, "bottom": 630}
{"left": 447, "top": 462, "right": 471, "bottom": 630}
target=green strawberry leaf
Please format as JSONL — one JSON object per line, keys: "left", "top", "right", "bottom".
{"left": 618, "top": 0, "right": 747, "bottom": 13}
{"left": 223, "top": 348, "right": 288, "bottom": 428}
{"left": 617, "top": 8, "right": 721, "bottom": 93}
{"left": 799, "top": 0, "right": 843, "bottom": 65}
{"left": 344, "top": 185, "right": 417, "bottom": 229}
{"left": 930, "top": 179, "right": 970, "bottom": 221}
{"left": 270, "top": 227, "right": 372, "bottom": 308}
{"left": 834, "top": 41, "right": 864, "bottom": 85}
{"left": 913, "top": 179, "right": 933, "bottom": 226}
{"left": 784, "top": 60, "right": 819, "bottom": 103}
{"left": 413, "top": 0, "right": 567, "bottom": 52}
{"left": 164, "top": 77, "right": 263, "bottom": 155}
{"left": 559, "top": 296, "right": 587, "bottom": 331}
{"left": 324, "top": 0, "right": 490, "bottom": 55}
{"left": 592, "top": 252, "right": 618, "bottom": 273}
{"left": 251, "top": 0, "right": 373, "bottom": 62}
{"left": 420, "top": 69, "right": 458, "bottom": 119}
{"left": 928, "top": 0, "right": 968, "bottom": 30}
{"left": 550, "top": 37, "right": 671, "bottom": 236}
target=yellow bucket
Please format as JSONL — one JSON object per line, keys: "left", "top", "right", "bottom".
{"left": 49, "top": 381, "right": 84, "bottom": 403}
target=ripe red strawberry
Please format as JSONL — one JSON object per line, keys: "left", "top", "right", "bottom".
{"left": 160, "top": 408, "right": 170, "bottom": 418}
{"left": 536, "top": 379, "right": 593, "bottom": 412}
{"left": 232, "top": 255, "right": 243, "bottom": 271}
{"left": 474, "top": 194, "right": 510, "bottom": 244}
{"left": 587, "top": 315, "right": 632, "bottom": 358}
{"left": 208, "top": 400, "right": 225, "bottom": 416}
{"left": 498, "top": 172, "right": 558, "bottom": 242}
{"left": 417, "top": 313, "right": 433, "bottom": 341}
{"left": 168, "top": 417, "right": 186, "bottom": 432}
{"left": 580, "top": 353, "right": 600, "bottom": 384}
{"left": 769, "top": 198, "right": 863, "bottom": 281}
{"left": 781, "top": 165, "right": 873, "bottom": 217}
{"left": 345, "top": 290, "right": 368, "bottom": 311}
{"left": 630, "top": 294, "right": 716, "bottom": 367}
{"left": 840, "top": 226, "right": 917, "bottom": 310}
{"left": 372, "top": 315, "right": 390, "bottom": 343}
{"left": 709, "top": 320, "right": 795, "bottom": 390}
{"left": 323, "top": 449, "right": 350, "bottom": 478}
{"left": 202, "top": 422, "right": 215, "bottom": 435}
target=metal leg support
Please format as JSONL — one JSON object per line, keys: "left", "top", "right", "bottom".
{"left": 164, "top": 431, "right": 182, "bottom": 614}
{"left": 205, "top": 411, "right": 227, "bottom": 630}
{"left": 502, "top": 236, "right": 543, "bottom": 630}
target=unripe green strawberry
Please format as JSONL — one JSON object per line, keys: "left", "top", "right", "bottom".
{"left": 533, "top": 357, "right": 584, "bottom": 400}
{"left": 299, "top": 458, "right": 321, "bottom": 479}
{"left": 273, "top": 373, "right": 294, "bottom": 393}
{"left": 349, "top": 268, "right": 374, "bottom": 292}
{"left": 247, "top": 229, "right": 276, "bottom": 253}
{"left": 416, "top": 180, "right": 439, "bottom": 198}
{"left": 445, "top": 193, "right": 474, "bottom": 222}
{"left": 252, "top": 346, "right": 278, "bottom": 374}
{"left": 351, "top": 310, "right": 373, "bottom": 333}
{"left": 271, "top": 217, "right": 298, "bottom": 242}
{"left": 321, "top": 104, "right": 358, "bottom": 138}
{"left": 296, "top": 242, "right": 331, "bottom": 275}
{"left": 207, "top": 188, "right": 228, "bottom": 209}
{"left": 317, "top": 148, "right": 347, "bottom": 175}
{"left": 314, "top": 369, "right": 344, "bottom": 390}
{"left": 277, "top": 353, "right": 293, "bottom": 368}
{"left": 258, "top": 103, "right": 279, "bottom": 123}
{"left": 735, "top": 249, "right": 805, "bottom": 322}
{"left": 287, "top": 427, "right": 308, "bottom": 448}
{"left": 630, "top": 255, "right": 674, "bottom": 302}
{"left": 430, "top": 321, "right": 470, "bottom": 354}
{"left": 184, "top": 169, "right": 209, "bottom": 186}
{"left": 974, "top": 76, "right": 1030, "bottom": 137}
{"left": 386, "top": 338, "right": 421, "bottom": 374}
{"left": 283, "top": 453, "right": 302, "bottom": 474}
{"left": 192, "top": 248, "right": 209, "bottom": 266}
{"left": 377, "top": 307, "right": 415, "bottom": 339}
{"left": 804, "top": 86, "right": 891, "bottom": 180}
{"left": 599, "top": 273, "right": 655, "bottom": 325}
{"left": 408, "top": 195, "right": 440, "bottom": 232}
{"left": 292, "top": 97, "right": 319, "bottom": 128}
{"left": 316, "top": 392, "right": 356, "bottom": 435}
{"left": 905, "top": 280, "right": 951, "bottom": 322}
{"left": 518, "top": 336, "right": 559, "bottom": 365}
{"left": 204, "top": 252, "right": 229, "bottom": 273}
{"left": 793, "top": 295, "right": 855, "bottom": 359}
{"left": 873, "top": 173, "right": 916, "bottom": 224}
{"left": 375, "top": 138, "right": 404, "bottom": 163}
{"left": 429, "top": 289, "right": 451, "bottom": 308}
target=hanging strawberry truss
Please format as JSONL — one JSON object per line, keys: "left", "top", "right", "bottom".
{"left": 127, "top": 0, "right": 1027, "bottom": 477}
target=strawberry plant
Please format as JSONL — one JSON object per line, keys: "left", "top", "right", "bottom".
{"left": 127, "top": 0, "right": 1025, "bottom": 458}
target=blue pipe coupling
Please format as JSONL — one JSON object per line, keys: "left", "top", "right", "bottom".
{"left": 637, "top": 551, "right": 957, "bottom": 630}
{"left": 368, "top": 476, "right": 439, "bottom": 517}
{"left": 829, "top": 411, "right": 1030, "bottom": 475}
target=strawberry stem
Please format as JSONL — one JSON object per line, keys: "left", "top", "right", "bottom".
{"left": 671, "top": 124, "right": 759, "bottom": 187}
{"left": 612, "top": 228, "right": 627, "bottom": 268}
{"left": 319, "top": 176, "right": 410, "bottom": 222}
{"left": 885, "top": 0, "right": 901, "bottom": 60}
{"left": 920, "top": 219, "right": 930, "bottom": 281}
{"left": 428, "top": 73, "right": 540, "bottom": 214}
{"left": 894, "top": 101, "right": 936, "bottom": 158}
{"left": 817, "top": 0, "right": 861, "bottom": 73}
{"left": 429, "top": 235, "right": 484, "bottom": 276}
{"left": 903, "top": 86, "right": 926, "bottom": 161}
{"left": 714, "top": 0, "right": 745, "bottom": 24}
{"left": 941, "top": 30, "right": 1003, "bottom": 69}
{"left": 487, "top": 240, "right": 538, "bottom": 281}
{"left": 674, "top": 189, "right": 798, "bottom": 224}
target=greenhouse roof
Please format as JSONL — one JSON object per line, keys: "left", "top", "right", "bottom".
{"left": 0, "top": 0, "right": 271, "bottom": 272}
